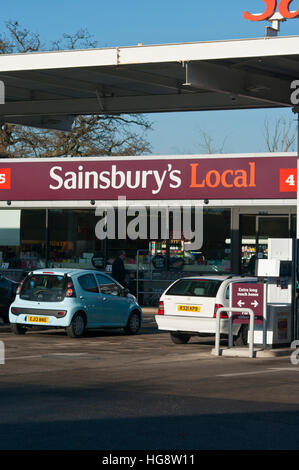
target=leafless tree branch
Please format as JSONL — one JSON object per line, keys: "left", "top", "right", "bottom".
{"left": 264, "top": 116, "right": 296, "bottom": 152}
{"left": 198, "top": 128, "right": 229, "bottom": 154}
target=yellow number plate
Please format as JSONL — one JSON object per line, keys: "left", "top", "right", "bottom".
{"left": 27, "top": 316, "right": 49, "bottom": 324}
{"left": 177, "top": 305, "right": 201, "bottom": 313}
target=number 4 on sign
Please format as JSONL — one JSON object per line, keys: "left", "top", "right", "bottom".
{"left": 286, "top": 174, "right": 296, "bottom": 186}
{"left": 280, "top": 169, "right": 297, "bottom": 192}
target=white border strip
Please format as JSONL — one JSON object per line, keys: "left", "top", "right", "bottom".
{"left": 0, "top": 199, "right": 296, "bottom": 209}
{"left": 0, "top": 36, "right": 299, "bottom": 71}
{"left": 1, "top": 152, "right": 296, "bottom": 164}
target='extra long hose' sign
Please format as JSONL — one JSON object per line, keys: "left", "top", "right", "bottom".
{"left": 0, "top": 155, "right": 297, "bottom": 201}
{"left": 244, "top": 0, "right": 299, "bottom": 21}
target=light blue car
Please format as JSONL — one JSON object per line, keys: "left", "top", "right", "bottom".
{"left": 9, "top": 268, "right": 142, "bottom": 338}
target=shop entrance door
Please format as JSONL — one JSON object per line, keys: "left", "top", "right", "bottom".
{"left": 240, "top": 214, "right": 290, "bottom": 275}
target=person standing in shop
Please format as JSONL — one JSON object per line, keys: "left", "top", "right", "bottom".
{"left": 112, "top": 250, "right": 127, "bottom": 287}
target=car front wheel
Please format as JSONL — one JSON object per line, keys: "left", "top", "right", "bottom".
{"left": 124, "top": 312, "right": 141, "bottom": 335}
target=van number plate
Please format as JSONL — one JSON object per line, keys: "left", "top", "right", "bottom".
{"left": 27, "top": 316, "right": 49, "bottom": 324}
{"left": 177, "top": 305, "right": 200, "bottom": 313}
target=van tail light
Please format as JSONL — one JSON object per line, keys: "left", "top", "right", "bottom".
{"left": 157, "top": 301, "right": 164, "bottom": 315}
{"left": 213, "top": 303, "right": 228, "bottom": 319}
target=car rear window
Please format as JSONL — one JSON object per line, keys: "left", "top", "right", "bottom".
{"left": 20, "top": 274, "right": 67, "bottom": 302}
{"left": 165, "top": 279, "right": 222, "bottom": 297}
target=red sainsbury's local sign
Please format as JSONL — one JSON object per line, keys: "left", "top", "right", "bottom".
{"left": 0, "top": 154, "right": 297, "bottom": 202}
{"left": 244, "top": 0, "right": 299, "bottom": 21}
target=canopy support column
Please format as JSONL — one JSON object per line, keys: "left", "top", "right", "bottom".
{"left": 292, "top": 108, "right": 299, "bottom": 339}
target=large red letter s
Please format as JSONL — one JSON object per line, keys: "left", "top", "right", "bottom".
{"left": 279, "top": 0, "right": 299, "bottom": 18}
{"left": 244, "top": 0, "right": 277, "bottom": 21}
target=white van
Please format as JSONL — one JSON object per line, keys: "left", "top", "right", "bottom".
{"left": 155, "top": 275, "right": 257, "bottom": 345}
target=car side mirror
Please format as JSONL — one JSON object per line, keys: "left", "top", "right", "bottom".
{"left": 122, "top": 288, "right": 129, "bottom": 297}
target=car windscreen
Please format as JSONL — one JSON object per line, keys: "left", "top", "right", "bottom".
{"left": 20, "top": 274, "right": 67, "bottom": 302}
{"left": 165, "top": 279, "right": 222, "bottom": 297}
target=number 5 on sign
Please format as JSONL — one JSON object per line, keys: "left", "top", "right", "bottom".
{"left": 280, "top": 168, "right": 297, "bottom": 192}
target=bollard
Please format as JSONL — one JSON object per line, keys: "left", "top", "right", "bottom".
{"left": 0, "top": 341, "right": 4, "bottom": 364}
{"left": 215, "top": 307, "right": 255, "bottom": 358}
{"left": 0, "top": 81, "right": 4, "bottom": 105}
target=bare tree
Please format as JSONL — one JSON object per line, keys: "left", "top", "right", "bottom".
{"left": 264, "top": 115, "right": 296, "bottom": 152}
{"left": 198, "top": 128, "right": 229, "bottom": 154}
{"left": 51, "top": 28, "right": 98, "bottom": 51}
{"left": 0, "top": 20, "right": 41, "bottom": 53}
{"left": 0, "top": 21, "right": 152, "bottom": 158}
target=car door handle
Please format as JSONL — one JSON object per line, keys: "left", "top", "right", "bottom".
{"left": 102, "top": 297, "right": 108, "bottom": 302}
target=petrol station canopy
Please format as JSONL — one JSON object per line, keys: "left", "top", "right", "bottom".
{"left": 0, "top": 35, "right": 299, "bottom": 130}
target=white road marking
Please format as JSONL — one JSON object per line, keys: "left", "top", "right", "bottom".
{"left": 6, "top": 355, "right": 44, "bottom": 360}
{"left": 50, "top": 353, "right": 89, "bottom": 356}
{"left": 217, "top": 367, "right": 299, "bottom": 377}
{"left": 6, "top": 353, "right": 89, "bottom": 360}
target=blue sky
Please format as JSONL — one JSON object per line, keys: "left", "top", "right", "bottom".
{"left": 1, "top": 0, "right": 299, "bottom": 155}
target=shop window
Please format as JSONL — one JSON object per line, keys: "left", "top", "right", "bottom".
{"left": 240, "top": 215, "right": 256, "bottom": 274}
{"left": 134, "top": 208, "right": 232, "bottom": 277}
{"left": 180, "top": 209, "right": 231, "bottom": 275}
{"left": 20, "top": 209, "right": 46, "bottom": 270}
{"left": 0, "top": 209, "right": 46, "bottom": 270}
{"left": 0, "top": 210, "right": 20, "bottom": 247}
{"left": 48, "top": 209, "right": 105, "bottom": 269}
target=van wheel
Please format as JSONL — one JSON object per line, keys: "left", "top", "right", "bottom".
{"left": 11, "top": 323, "right": 27, "bottom": 335}
{"left": 170, "top": 332, "right": 191, "bottom": 344}
{"left": 66, "top": 312, "right": 86, "bottom": 338}
{"left": 233, "top": 325, "right": 248, "bottom": 346}
{"left": 124, "top": 312, "right": 141, "bottom": 335}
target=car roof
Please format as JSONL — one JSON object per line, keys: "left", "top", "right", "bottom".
{"left": 30, "top": 268, "right": 100, "bottom": 276}
{"left": 177, "top": 275, "right": 257, "bottom": 282}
